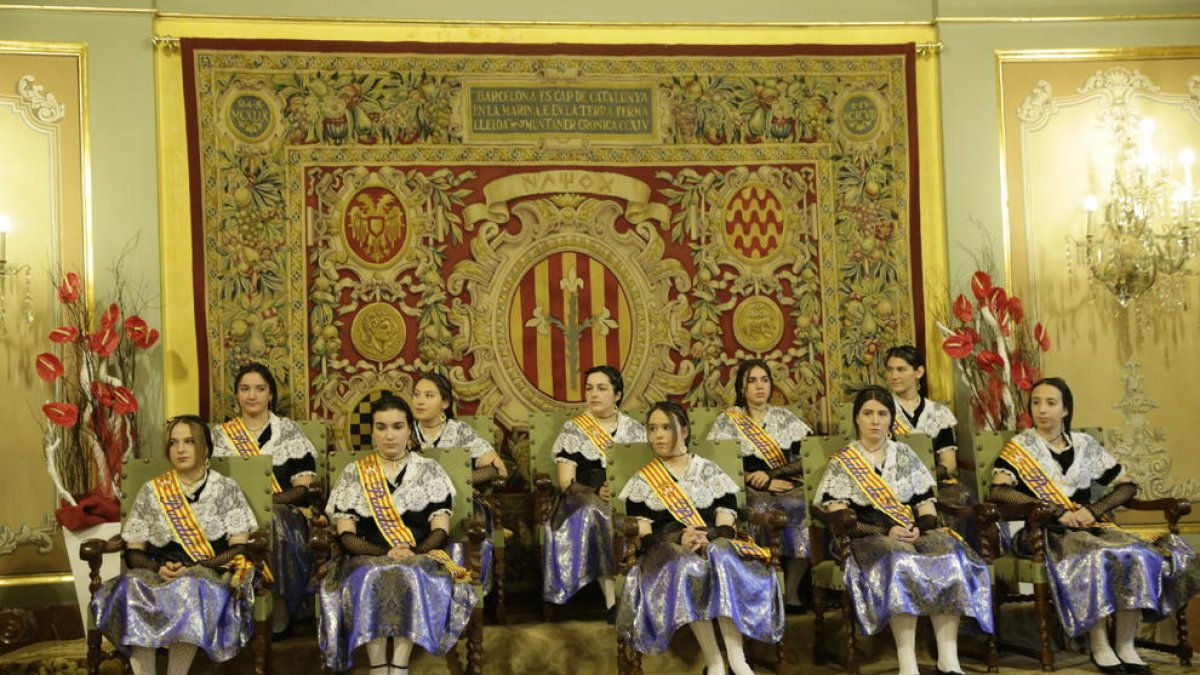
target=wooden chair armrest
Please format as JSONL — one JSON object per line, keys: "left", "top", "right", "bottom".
{"left": 1127, "top": 497, "right": 1191, "bottom": 533}
{"left": 309, "top": 526, "right": 339, "bottom": 582}
{"left": 811, "top": 503, "right": 858, "bottom": 537}
{"left": 988, "top": 500, "right": 1059, "bottom": 528}
{"left": 740, "top": 507, "right": 787, "bottom": 567}
{"left": 618, "top": 516, "right": 642, "bottom": 573}
{"left": 533, "top": 472, "right": 555, "bottom": 526}
{"left": 79, "top": 534, "right": 125, "bottom": 564}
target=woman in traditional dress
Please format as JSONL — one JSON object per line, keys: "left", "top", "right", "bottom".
{"left": 617, "top": 401, "right": 783, "bottom": 675}
{"left": 211, "top": 362, "right": 317, "bottom": 636}
{"left": 990, "top": 377, "right": 1200, "bottom": 675}
{"left": 814, "top": 386, "right": 993, "bottom": 675}
{"left": 706, "top": 358, "right": 812, "bottom": 611}
{"left": 412, "top": 371, "right": 506, "bottom": 593}
{"left": 319, "top": 394, "right": 477, "bottom": 674}
{"left": 91, "top": 415, "right": 261, "bottom": 675}
{"left": 545, "top": 364, "right": 646, "bottom": 612}
{"left": 884, "top": 346, "right": 962, "bottom": 494}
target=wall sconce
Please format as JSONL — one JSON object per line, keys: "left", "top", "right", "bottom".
{"left": 0, "top": 214, "right": 34, "bottom": 336}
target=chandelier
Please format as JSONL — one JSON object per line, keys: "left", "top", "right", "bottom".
{"left": 1073, "top": 119, "right": 1197, "bottom": 308}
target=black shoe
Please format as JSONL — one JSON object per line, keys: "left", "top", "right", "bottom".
{"left": 606, "top": 604, "right": 617, "bottom": 625}
{"left": 1117, "top": 660, "right": 1151, "bottom": 675}
{"left": 1090, "top": 655, "right": 1127, "bottom": 675}
{"left": 784, "top": 603, "right": 807, "bottom": 615}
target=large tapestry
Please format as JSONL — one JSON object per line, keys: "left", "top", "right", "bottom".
{"left": 183, "top": 40, "right": 923, "bottom": 450}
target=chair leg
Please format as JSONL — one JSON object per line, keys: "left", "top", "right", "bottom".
{"left": 467, "top": 606, "right": 484, "bottom": 675}
{"left": 775, "top": 638, "right": 788, "bottom": 675}
{"left": 842, "top": 588, "right": 859, "bottom": 675}
{"left": 1033, "top": 582, "right": 1055, "bottom": 671}
{"left": 86, "top": 628, "right": 101, "bottom": 675}
{"left": 253, "top": 619, "right": 269, "bottom": 675}
{"left": 494, "top": 541, "right": 507, "bottom": 624}
{"left": 987, "top": 585, "right": 1000, "bottom": 672}
{"left": 812, "top": 586, "right": 827, "bottom": 665}
{"left": 1177, "top": 605, "right": 1193, "bottom": 666}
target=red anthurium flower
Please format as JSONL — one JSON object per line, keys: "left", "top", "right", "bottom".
{"left": 43, "top": 402, "right": 79, "bottom": 427}
{"left": 57, "top": 272, "right": 81, "bottom": 303}
{"left": 123, "top": 316, "right": 159, "bottom": 348}
{"left": 1012, "top": 361, "right": 1036, "bottom": 391}
{"left": 942, "top": 330, "right": 976, "bottom": 359}
{"left": 976, "top": 350, "right": 1004, "bottom": 373}
{"left": 99, "top": 303, "right": 120, "bottom": 330}
{"left": 987, "top": 287, "right": 1008, "bottom": 314}
{"left": 952, "top": 294, "right": 974, "bottom": 323}
{"left": 88, "top": 326, "right": 120, "bottom": 358}
{"left": 111, "top": 387, "right": 138, "bottom": 415}
{"left": 35, "top": 352, "right": 65, "bottom": 383}
{"left": 1034, "top": 323, "right": 1051, "bottom": 352}
{"left": 48, "top": 326, "right": 80, "bottom": 344}
{"left": 1007, "top": 296, "right": 1025, "bottom": 324}
{"left": 970, "top": 271, "right": 993, "bottom": 301}
{"left": 962, "top": 326, "right": 981, "bottom": 345}
{"left": 90, "top": 381, "right": 115, "bottom": 406}
{"left": 139, "top": 328, "right": 160, "bottom": 349}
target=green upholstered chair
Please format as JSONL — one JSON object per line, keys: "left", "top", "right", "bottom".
{"left": 80, "top": 454, "right": 276, "bottom": 675}
{"left": 688, "top": 406, "right": 723, "bottom": 444}
{"left": 608, "top": 438, "right": 787, "bottom": 675}
{"left": 453, "top": 413, "right": 508, "bottom": 622}
{"left": 801, "top": 433, "right": 997, "bottom": 674}
{"left": 312, "top": 445, "right": 484, "bottom": 675}
{"left": 971, "top": 427, "right": 1192, "bottom": 669}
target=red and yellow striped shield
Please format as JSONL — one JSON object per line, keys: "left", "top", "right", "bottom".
{"left": 723, "top": 183, "right": 786, "bottom": 262}
{"left": 509, "top": 251, "right": 632, "bottom": 402}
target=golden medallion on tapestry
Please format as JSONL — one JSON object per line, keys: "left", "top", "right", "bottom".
{"left": 351, "top": 302, "right": 406, "bottom": 362}
{"left": 832, "top": 85, "right": 890, "bottom": 151}
{"left": 216, "top": 79, "right": 283, "bottom": 148}
{"left": 732, "top": 295, "right": 785, "bottom": 353}
{"left": 342, "top": 186, "right": 409, "bottom": 268}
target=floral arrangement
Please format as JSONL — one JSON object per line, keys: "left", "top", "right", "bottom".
{"left": 35, "top": 271, "right": 159, "bottom": 531}
{"left": 937, "top": 271, "right": 1051, "bottom": 431}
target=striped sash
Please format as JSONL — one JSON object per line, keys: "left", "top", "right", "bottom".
{"left": 892, "top": 413, "right": 913, "bottom": 436}
{"left": 152, "top": 471, "right": 262, "bottom": 586}
{"left": 573, "top": 413, "right": 613, "bottom": 458}
{"left": 358, "top": 453, "right": 470, "bottom": 582}
{"left": 221, "top": 418, "right": 283, "bottom": 494}
{"left": 724, "top": 407, "right": 786, "bottom": 469}
{"left": 638, "top": 458, "right": 771, "bottom": 563}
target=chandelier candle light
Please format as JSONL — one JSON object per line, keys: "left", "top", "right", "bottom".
{"left": 1077, "top": 119, "right": 1198, "bottom": 308}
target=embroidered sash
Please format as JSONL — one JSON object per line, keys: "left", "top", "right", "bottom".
{"left": 573, "top": 413, "right": 614, "bottom": 458}
{"left": 892, "top": 413, "right": 913, "bottom": 436}
{"left": 357, "top": 453, "right": 470, "bottom": 582}
{"left": 724, "top": 407, "right": 786, "bottom": 469}
{"left": 830, "top": 445, "right": 963, "bottom": 543}
{"left": 221, "top": 418, "right": 283, "bottom": 494}
{"left": 638, "top": 459, "right": 771, "bottom": 563}
{"left": 151, "top": 471, "right": 262, "bottom": 586}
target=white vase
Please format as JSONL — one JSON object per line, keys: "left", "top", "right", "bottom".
{"left": 61, "top": 521, "right": 123, "bottom": 632}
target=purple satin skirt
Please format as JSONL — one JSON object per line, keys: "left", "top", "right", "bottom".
{"left": 846, "top": 531, "right": 994, "bottom": 635}
{"left": 91, "top": 566, "right": 255, "bottom": 662}
{"left": 543, "top": 493, "right": 613, "bottom": 605}
{"left": 271, "top": 504, "right": 313, "bottom": 616}
{"left": 448, "top": 539, "right": 494, "bottom": 595}
{"left": 1040, "top": 528, "right": 1200, "bottom": 637}
{"left": 616, "top": 539, "right": 784, "bottom": 655}
{"left": 317, "top": 553, "right": 478, "bottom": 671}
{"left": 746, "top": 487, "right": 809, "bottom": 559}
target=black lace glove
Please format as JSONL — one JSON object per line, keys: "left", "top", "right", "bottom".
{"left": 705, "top": 525, "right": 736, "bottom": 541}
{"left": 123, "top": 548, "right": 161, "bottom": 572}
{"left": 1085, "top": 482, "right": 1138, "bottom": 519}
{"left": 915, "top": 514, "right": 939, "bottom": 534}
{"left": 273, "top": 485, "right": 308, "bottom": 505}
{"left": 201, "top": 545, "right": 247, "bottom": 570}
{"left": 641, "top": 521, "right": 685, "bottom": 551}
{"left": 848, "top": 521, "right": 889, "bottom": 538}
{"left": 339, "top": 531, "right": 389, "bottom": 557}
{"left": 471, "top": 464, "right": 500, "bottom": 487}
{"left": 989, "top": 484, "right": 1067, "bottom": 519}
{"left": 415, "top": 528, "right": 449, "bottom": 554}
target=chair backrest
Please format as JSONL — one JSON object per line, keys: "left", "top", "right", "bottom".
{"left": 689, "top": 406, "right": 723, "bottom": 443}
{"left": 119, "top": 455, "right": 275, "bottom": 530}
{"left": 328, "top": 447, "right": 475, "bottom": 542}
{"left": 836, "top": 401, "right": 855, "bottom": 438}
{"left": 296, "top": 419, "right": 330, "bottom": 491}
{"left": 690, "top": 439, "right": 746, "bottom": 508}
{"left": 528, "top": 411, "right": 573, "bottom": 490}
{"left": 606, "top": 442, "right": 656, "bottom": 518}
{"left": 456, "top": 414, "right": 495, "bottom": 447}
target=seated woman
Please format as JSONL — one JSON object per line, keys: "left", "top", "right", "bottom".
{"left": 814, "top": 386, "right": 993, "bottom": 675}
{"left": 211, "top": 362, "right": 317, "bottom": 635}
{"left": 412, "top": 372, "right": 506, "bottom": 592}
{"left": 990, "top": 377, "right": 1200, "bottom": 675}
{"left": 884, "top": 346, "right": 960, "bottom": 488}
{"left": 617, "top": 401, "right": 783, "bottom": 675}
{"left": 91, "top": 415, "right": 260, "bottom": 675}
{"left": 706, "top": 358, "right": 812, "bottom": 610}
{"left": 545, "top": 364, "right": 646, "bottom": 611}
{"left": 319, "top": 394, "right": 477, "bottom": 675}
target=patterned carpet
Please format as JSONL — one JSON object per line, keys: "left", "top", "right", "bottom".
{"left": 1, "top": 607, "right": 1192, "bottom": 675}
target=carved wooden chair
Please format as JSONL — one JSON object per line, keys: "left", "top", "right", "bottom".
{"left": 609, "top": 439, "right": 788, "bottom": 675}
{"left": 528, "top": 410, "right": 576, "bottom": 619}
{"left": 456, "top": 413, "right": 508, "bottom": 623}
{"left": 310, "top": 445, "right": 485, "bottom": 675}
{"left": 79, "top": 454, "right": 275, "bottom": 675}
{"left": 801, "top": 432, "right": 998, "bottom": 674}
{"left": 971, "top": 428, "right": 1193, "bottom": 670}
